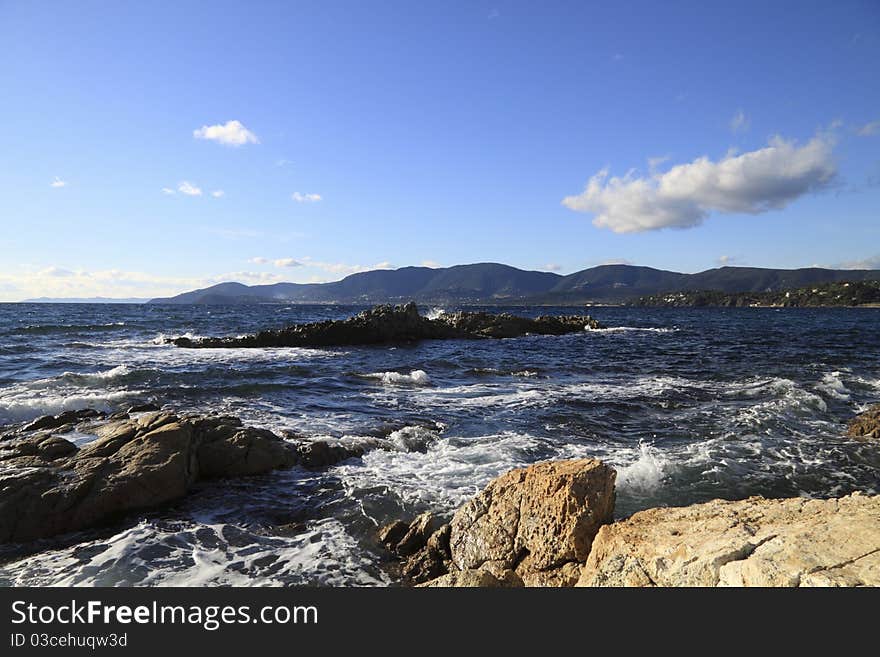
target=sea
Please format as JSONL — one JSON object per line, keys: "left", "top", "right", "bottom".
{"left": 0, "top": 302, "right": 878, "bottom": 586}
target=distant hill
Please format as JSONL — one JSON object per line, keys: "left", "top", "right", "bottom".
{"left": 632, "top": 279, "right": 880, "bottom": 307}
{"left": 148, "top": 263, "right": 880, "bottom": 305}
{"left": 22, "top": 297, "right": 150, "bottom": 303}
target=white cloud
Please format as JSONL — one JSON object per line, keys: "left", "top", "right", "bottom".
{"left": 161, "top": 187, "right": 176, "bottom": 195}
{"left": 276, "top": 158, "right": 292, "bottom": 167}
{"left": 248, "top": 257, "right": 269, "bottom": 265}
{"left": 300, "top": 257, "right": 393, "bottom": 276}
{"left": 193, "top": 120, "right": 259, "bottom": 146}
{"left": 209, "top": 271, "right": 287, "bottom": 285}
{"left": 50, "top": 177, "right": 67, "bottom": 188}
{"left": 178, "top": 181, "right": 202, "bottom": 196}
{"left": 599, "top": 258, "right": 634, "bottom": 266}
{"left": 730, "top": 109, "right": 750, "bottom": 133}
{"left": 273, "top": 258, "right": 303, "bottom": 268}
{"left": 717, "top": 255, "right": 744, "bottom": 266}
{"left": 0, "top": 265, "right": 301, "bottom": 301}
{"left": 211, "top": 190, "right": 225, "bottom": 198}
{"left": 542, "top": 263, "right": 563, "bottom": 271}
{"left": 857, "top": 120, "right": 880, "bottom": 137}
{"left": 292, "top": 192, "right": 322, "bottom": 203}
{"left": 562, "top": 133, "right": 836, "bottom": 233}
{"left": 421, "top": 260, "right": 442, "bottom": 268}
{"left": 835, "top": 255, "right": 880, "bottom": 270}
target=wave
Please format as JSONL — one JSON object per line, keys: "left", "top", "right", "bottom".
{"left": 614, "top": 442, "right": 670, "bottom": 495}
{"left": 586, "top": 326, "right": 678, "bottom": 334}
{"left": 365, "top": 370, "right": 431, "bottom": 386}
{"left": 59, "top": 364, "right": 133, "bottom": 383}
{"left": 385, "top": 425, "right": 440, "bottom": 452}
{"left": 0, "top": 389, "right": 140, "bottom": 424}
{"left": 816, "top": 371, "right": 851, "bottom": 401}
{"left": 423, "top": 307, "right": 447, "bottom": 320}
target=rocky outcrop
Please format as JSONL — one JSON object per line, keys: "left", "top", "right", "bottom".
{"left": 0, "top": 410, "right": 391, "bottom": 544}
{"left": 378, "top": 512, "right": 452, "bottom": 584}
{"left": 847, "top": 405, "right": 880, "bottom": 440}
{"left": 171, "top": 302, "right": 602, "bottom": 349}
{"left": 429, "top": 459, "right": 616, "bottom": 587}
{"left": 577, "top": 493, "right": 880, "bottom": 587}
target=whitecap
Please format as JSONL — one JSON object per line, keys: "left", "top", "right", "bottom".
{"left": 366, "top": 370, "right": 431, "bottom": 386}
{"left": 423, "top": 307, "right": 447, "bottom": 320}
{"left": 816, "top": 371, "right": 851, "bottom": 401}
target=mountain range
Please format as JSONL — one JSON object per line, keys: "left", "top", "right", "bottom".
{"left": 147, "top": 263, "right": 880, "bottom": 305}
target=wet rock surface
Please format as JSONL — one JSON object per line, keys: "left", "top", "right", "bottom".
{"left": 0, "top": 411, "right": 385, "bottom": 544}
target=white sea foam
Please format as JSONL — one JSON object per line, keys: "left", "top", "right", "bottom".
{"left": 61, "top": 364, "right": 132, "bottom": 383}
{"left": 0, "top": 518, "right": 388, "bottom": 587}
{"left": 614, "top": 442, "right": 670, "bottom": 494}
{"left": 385, "top": 425, "right": 440, "bottom": 452}
{"left": 0, "top": 389, "right": 141, "bottom": 423}
{"left": 337, "top": 431, "right": 554, "bottom": 511}
{"left": 586, "top": 326, "right": 678, "bottom": 334}
{"left": 816, "top": 371, "right": 851, "bottom": 401}
{"left": 424, "top": 307, "right": 447, "bottom": 320}
{"left": 367, "top": 370, "right": 431, "bottom": 386}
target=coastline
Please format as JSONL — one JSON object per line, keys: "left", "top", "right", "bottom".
{"left": 3, "top": 403, "right": 878, "bottom": 586}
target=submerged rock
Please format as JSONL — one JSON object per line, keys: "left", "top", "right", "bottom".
{"left": 20, "top": 409, "right": 105, "bottom": 433}
{"left": 577, "top": 493, "right": 880, "bottom": 587}
{"left": 429, "top": 459, "right": 616, "bottom": 587}
{"left": 847, "top": 404, "right": 880, "bottom": 440}
{"left": 171, "top": 301, "right": 602, "bottom": 349}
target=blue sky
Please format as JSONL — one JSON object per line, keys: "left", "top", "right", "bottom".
{"left": 0, "top": 0, "right": 878, "bottom": 300}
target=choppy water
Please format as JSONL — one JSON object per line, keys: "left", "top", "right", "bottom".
{"left": 0, "top": 303, "right": 878, "bottom": 586}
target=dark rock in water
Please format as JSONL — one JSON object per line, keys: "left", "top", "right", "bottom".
{"left": 127, "top": 402, "right": 161, "bottom": 414}
{"left": 171, "top": 301, "right": 602, "bottom": 349}
{"left": 0, "top": 412, "right": 300, "bottom": 544}
{"left": 22, "top": 409, "right": 105, "bottom": 433}
{"left": 378, "top": 520, "right": 411, "bottom": 549}
{"left": 395, "top": 512, "right": 437, "bottom": 557}
{"left": 377, "top": 512, "right": 453, "bottom": 584}
{"left": 847, "top": 404, "right": 880, "bottom": 440}
{"left": 294, "top": 439, "right": 374, "bottom": 468}
{"left": 402, "top": 524, "right": 451, "bottom": 583}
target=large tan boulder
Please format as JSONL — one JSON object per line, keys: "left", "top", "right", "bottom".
{"left": 447, "top": 459, "right": 616, "bottom": 586}
{"left": 577, "top": 493, "right": 880, "bottom": 587}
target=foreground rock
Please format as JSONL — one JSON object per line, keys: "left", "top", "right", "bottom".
{"left": 847, "top": 404, "right": 880, "bottom": 440}
{"left": 577, "top": 493, "right": 880, "bottom": 587}
{"left": 0, "top": 409, "right": 395, "bottom": 544}
{"left": 171, "top": 302, "right": 602, "bottom": 348}
{"left": 423, "top": 459, "right": 616, "bottom": 587}
{"left": 378, "top": 512, "right": 453, "bottom": 583}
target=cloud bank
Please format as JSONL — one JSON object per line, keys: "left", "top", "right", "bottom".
{"left": 193, "top": 120, "right": 259, "bottom": 146}
{"left": 562, "top": 134, "right": 836, "bottom": 233}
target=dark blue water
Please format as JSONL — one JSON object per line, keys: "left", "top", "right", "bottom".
{"left": 1, "top": 303, "right": 878, "bottom": 585}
